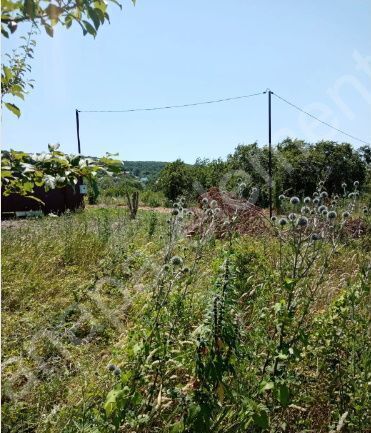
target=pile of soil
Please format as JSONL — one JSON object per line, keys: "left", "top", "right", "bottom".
{"left": 188, "top": 187, "right": 269, "bottom": 238}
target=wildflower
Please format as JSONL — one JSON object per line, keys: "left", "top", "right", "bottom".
{"left": 170, "top": 256, "right": 183, "bottom": 266}
{"left": 313, "top": 198, "right": 320, "bottom": 205}
{"left": 239, "top": 182, "right": 247, "bottom": 190}
{"left": 342, "top": 211, "right": 350, "bottom": 218}
{"left": 318, "top": 205, "right": 327, "bottom": 213}
{"left": 363, "top": 207, "right": 369, "bottom": 214}
{"left": 173, "top": 202, "right": 179, "bottom": 208}
{"left": 354, "top": 191, "right": 359, "bottom": 197}
{"left": 114, "top": 367, "right": 121, "bottom": 377}
{"left": 327, "top": 211, "right": 337, "bottom": 220}
{"left": 297, "top": 216, "right": 308, "bottom": 227}
{"left": 210, "top": 199, "right": 218, "bottom": 209}
{"left": 182, "top": 267, "right": 190, "bottom": 273}
{"left": 354, "top": 180, "right": 359, "bottom": 187}
{"left": 279, "top": 217, "right": 288, "bottom": 226}
{"left": 348, "top": 192, "right": 355, "bottom": 198}
{"left": 251, "top": 187, "right": 258, "bottom": 193}
{"left": 311, "top": 233, "right": 321, "bottom": 241}
{"left": 163, "top": 264, "right": 170, "bottom": 272}
{"left": 279, "top": 194, "right": 286, "bottom": 201}
{"left": 313, "top": 191, "right": 319, "bottom": 197}
{"left": 320, "top": 191, "right": 328, "bottom": 198}
{"left": 288, "top": 213, "right": 297, "bottom": 221}
{"left": 290, "top": 196, "right": 300, "bottom": 205}
{"left": 201, "top": 197, "right": 208, "bottom": 205}
{"left": 214, "top": 208, "right": 221, "bottom": 215}
{"left": 322, "top": 210, "right": 328, "bottom": 217}
{"left": 319, "top": 180, "right": 324, "bottom": 187}
{"left": 334, "top": 194, "right": 339, "bottom": 200}
{"left": 301, "top": 206, "right": 310, "bottom": 214}
{"left": 108, "top": 364, "right": 116, "bottom": 372}
{"left": 172, "top": 209, "right": 179, "bottom": 216}
{"left": 206, "top": 208, "right": 214, "bottom": 217}
{"left": 310, "top": 209, "right": 316, "bottom": 215}
{"left": 304, "top": 196, "right": 311, "bottom": 204}
{"left": 341, "top": 182, "right": 347, "bottom": 189}
{"left": 271, "top": 215, "right": 277, "bottom": 222}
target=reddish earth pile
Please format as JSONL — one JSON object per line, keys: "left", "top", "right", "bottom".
{"left": 188, "top": 187, "right": 269, "bottom": 238}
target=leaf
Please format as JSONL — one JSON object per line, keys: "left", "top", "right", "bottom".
{"left": 252, "top": 410, "right": 269, "bottom": 429}
{"left": 104, "top": 389, "right": 124, "bottom": 416}
{"left": 275, "top": 383, "right": 290, "bottom": 407}
{"left": 261, "top": 381, "right": 274, "bottom": 392}
{"left": 4, "top": 102, "right": 21, "bottom": 117}
{"left": 82, "top": 20, "right": 97, "bottom": 37}
{"left": 44, "top": 24, "right": 54, "bottom": 37}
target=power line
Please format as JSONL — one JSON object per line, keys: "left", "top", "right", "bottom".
{"left": 272, "top": 91, "right": 370, "bottom": 146}
{"left": 78, "top": 91, "right": 266, "bottom": 113}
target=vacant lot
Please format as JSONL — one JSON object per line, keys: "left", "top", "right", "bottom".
{"left": 2, "top": 202, "right": 370, "bottom": 432}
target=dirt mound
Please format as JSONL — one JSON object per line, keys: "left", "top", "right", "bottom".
{"left": 187, "top": 187, "right": 269, "bottom": 238}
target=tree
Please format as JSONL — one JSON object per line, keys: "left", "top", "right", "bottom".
{"left": 157, "top": 159, "right": 193, "bottom": 202}
{"left": 1, "top": 0, "right": 135, "bottom": 116}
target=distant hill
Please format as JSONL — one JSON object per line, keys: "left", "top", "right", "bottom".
{"left": 123, "top": 161, "right": 168, "bottom": 180}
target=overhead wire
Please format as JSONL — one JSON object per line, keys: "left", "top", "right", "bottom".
{"left": 77, "top": 89, "right": 370, "bottom": 146}
{"left": 272, "top": 91, "right": 370, "bottom": 146}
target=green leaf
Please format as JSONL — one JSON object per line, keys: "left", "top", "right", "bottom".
{"left": 44, "top": 24, "right": 54, "bottom": 37}
{"left": 4, "top": 102, "right": 21, "bottom": 117}
{"left": 252, "top": 410, "right": 269, "bottom": 429}
{"left": 275, "top": 383, "right": 290, "bottom": 407}
{"left": 82, "top": 20, "right": 97, "bottom": 36}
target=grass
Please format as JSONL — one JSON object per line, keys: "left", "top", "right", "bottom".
{"left": 1, "top": 201, "right": 370, "bottom": 432}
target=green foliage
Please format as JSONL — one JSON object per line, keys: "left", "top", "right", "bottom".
{"left": 1, "top": 0, "right": 133, "bottom": 39}
{"left": 1, "top": 144, "right": 124, "bottom": 200}
{"left": 2, "top": 181, "right": 370, "bottom": 432}
{"left": 157, "top": 159, "right": 194, "bottom": 202}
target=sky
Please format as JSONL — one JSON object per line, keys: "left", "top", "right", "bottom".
{"left": 2, "top": 0, "right": 371, "bottom": 163}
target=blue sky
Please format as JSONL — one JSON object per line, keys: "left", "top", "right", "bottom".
{"left": 2, "top": 0, "right": 371, "bottom": 163}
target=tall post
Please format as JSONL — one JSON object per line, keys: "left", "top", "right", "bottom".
{"left": 268, "top": 90, "right": 273, "bottom": 218}
{"left": 75, "top": 109, "right": 81, "bottom": 154}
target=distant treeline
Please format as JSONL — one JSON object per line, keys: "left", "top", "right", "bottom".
{"left": 97, "top": 139, "right": 370, "bottom": 208}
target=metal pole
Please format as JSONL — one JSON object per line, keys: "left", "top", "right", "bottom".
{"left": 75, "top": 109, "right": 81, "bottom": 154}
{"left": 268, "top": 90, "right": 273, "bottom": 218}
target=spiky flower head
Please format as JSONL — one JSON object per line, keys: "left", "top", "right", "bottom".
{"left": 304, "top": 196, "right": 311, "bottom": 204}
{"left": 319, "top": 180, "right": 324, "bottom": 187}
{"left": 271, "top": 215, "right": 277, "bottom": 222}
{"left": 322, "top": 210, "right": 328, "bottom": 217}
{"left": 279, "top": 217, "right": 288, "bottom": 226}
{"left": 172, "top": 209, "right": 179, "bottom": 216}
{"left": 279, "top": 194, "right": 286, "bottom": 201}
{"left": 210, "top": 199, "right": 218, "bottom": 209}
{"left": 301, "top": 206, "right": 311, "bottom": 214}
{"left": 354, "top": 180, "right": 359, "bottom": 187}
{"left": 341, "top": 182, "right": 347, "bottom": 189}
{"left": 201, "top": 197, "right": 208, "bottom": 205}
{"left": 311, "top": 233, "right": 321, "bottom": 241}
{"left": 182, "top": 267, "right": 190, "bottom": 273}
{"left": 327, "top": 210, "right": 337, "bottom": 219}
{"left": 290, "top": 196, "right": 300, "bottom": 205}
{"left": 297, "top": 216, "right": 308, "bottom": 227}
{"left": 114, "top": 367, "right": 121, "bottom": 377}
{"left": 313, "top": 191, "right": 319, "bottom": 197}
{"left": 170, "top": 256, "right": 183, "bottom": 267}
{"left": 318, "top": 205, "right": 327, "bottom": 213}
{"left": 313, "top": 197, "right": 320, "bottom": 205}
{"left": 206, "top": 208, "right": 214, "bottom": 217}
{"left": 363, "top": 207, "right": 369, "bottom": 214}
{"left": 348, "top": 192, "right": 355, "bottom": 198}
{"left": 320, "top": 191, "right": 328, "bottom": 199}
{"left": 288, "top": 213, "right": 297, "bottom": 221}
{"left": 108, "top": 364, "right": 116, "bottom": 372}
{"left": 342, "top": 211, "right": 350, "bottom": 219}
{"left": 214, "top": 208, "right": 221, "bottom": 215}
{"left": 173, "top": 202, "right": 179, "bottom": 208}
